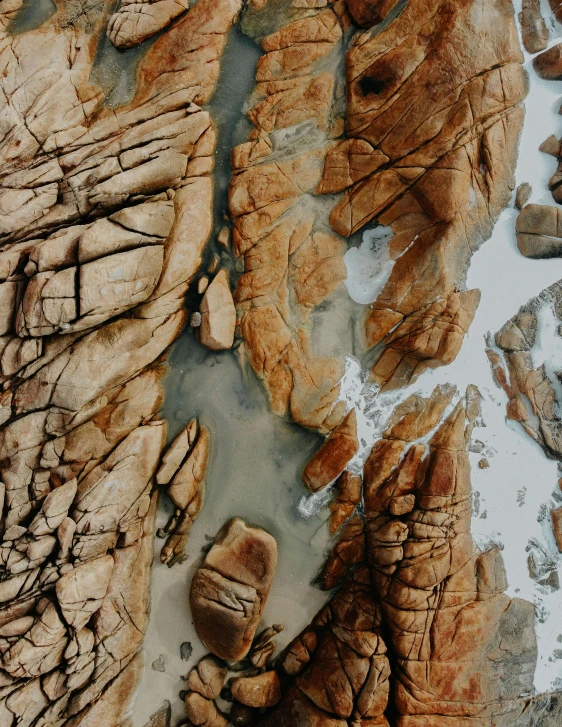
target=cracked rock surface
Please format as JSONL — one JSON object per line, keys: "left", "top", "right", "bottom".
{"left": 253, "top": 391, "right": 541, "bottom": 726}
{"left": 190, "top": 518, "right": 278, "bottom": 662}
{"left": 0, "top": 0, "right": 238, "bottom": 723}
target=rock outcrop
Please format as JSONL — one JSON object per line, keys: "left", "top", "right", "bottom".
{"left": 190, "top": 518, "right": 278, "bottom": 661}
{"left": 489, "top": 283, "right": 562, "bottom": 461}
{"left": 254, "top": 390, "right": 539, "bottom": 726}
{"left": 108, "top": 0, "right": 190, "bottom": 48}
{"left": 230, "top": 1, "right": 350, "bottom": 433}
{"left": 0, "top": 0, "right": 239, "bottom": 723}
{"left": 326, "top": 0, "right": 525, "bottom": 390}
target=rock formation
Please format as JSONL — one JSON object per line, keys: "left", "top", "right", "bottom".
{"left": 327, "top": 0, "right": 525, "bottom": 390}
{"left": 0, "top": 0, "right": 239, "bottom": 723}
{"left": 0, "top": 0, "right": 555, "bottom": 724}
{"left": 254, "top": 390, "right": 541, "bottom": 726}
{"left": 190, "top": 518, "right": 278, "bottom": 662}
{"left": 230, "top": 0, "right": 350, "bottom": 433}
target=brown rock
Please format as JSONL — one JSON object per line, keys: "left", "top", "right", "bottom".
{"left": 302, "top": 410, "right": 358, "bottom": 492}
{"left": 550, "top": 0, "right": 562, "bottom": 23}
{"left": 534, "top": 43, "right": 562, "bottom": 79}
{"left": 190, "top": 518, "right": 278, "bottom": 661}
{"left": 199, "top": 269, "right": 236, "bottom": 350}
{"left": 229, "top": 4, "right": 348, "bottom": 434}
{"left": 248, "top": 623, "right": 283, "bottom": 668}
{"left": 159, "top": 420, "right": 210, "bottom": 566}
{"left": 329, "top": 470, "right": 362, "bottom": 534}
{"left": 346, "top": 0, "right": 401, "bottom": 28}
{"left": 552, "top": 507, "right": 562, "bottom": 552}
{"left": 185, "top": 691, "right": 228, "bottom": 727}
{"left": 187, "top": 655, "right": 228, "bottom": 699}
{"left": 325, "top": 0, "right": 525, "bottom": 388}
{"left": 520, "top": 0, "right": 549, "bottom": 54}
{"left": 108, "top": 0, "right": 190, "bottom": 49}
{"left": 517, "top": 204, "right": 562, "bottom": 258}
{"left": 231, "top": 671, "right": 281, "bottom": 708}
{"left": 0, "top": 0, "right": 238, "bottom": 722}
{"left": 515, "top": 182, "right": 532, "bottom": 210}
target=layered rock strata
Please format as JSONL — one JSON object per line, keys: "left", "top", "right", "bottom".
{"left": 0, "top": 0, "right": 239, "bottom": 723}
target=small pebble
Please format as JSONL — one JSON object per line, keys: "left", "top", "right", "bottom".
{"left": 152, "top": 655, "right": 166, "bottom": 673}
{"left": 209, "top": 254, "right": 220, "bottom": 273}
{"left": 180, "top": 641, "right": 193, "bottom": 662}
{"left": 515, "top": 182, "right": 532, "bottom": 210}
{"left": 156, "top": 528, "right": 166, "bottom": 539}
{"left": 190, "top": 312, "right": 202, "bottom": 328}
{"left": 217, "top": 226, "right": 230, "bottom": 248}
{"left": 478, "top": 458, "right": 489, "bottom": 469}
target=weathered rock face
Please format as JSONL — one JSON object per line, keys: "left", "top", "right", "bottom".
{"left": 489, "top": 284, "right": 562, "bottom": 461}
{"left": 230, "top": 1, "right": 350, "bottom": 434}
{"left": 0, "top": 0, "right": 239, "bottom": 723}
{"left": 108, "top": 0, "right": 190, "bottom": 48}
{"left": 254, "top": 390, "right": 539, "bottom": 726}
{"left": 190, "top": 518, "right": 278, "bottom": 661}
{"left": 520, "top": 0, "right": 549, "bottom": 54}
{"left": 325, "top": 0, "right": 525, "bottom": 390}
{"left": 516, "top": 204, "right": 562, "bottom": 258}
{"left": 0, "top": 0, "right": 549, "bottom": 724}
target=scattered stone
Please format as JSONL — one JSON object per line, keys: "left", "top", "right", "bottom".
{"left": 520, "top": 0, "right": 549, "bottom": 54}
{"left": 540, "top": 135, "right": 562, "bottom": 158}
{"left": 248, "top": 624, "right": 283, "bottom": 669}
{"left": 209, "top": 254, "right": 220, "bottom": 273}
{"left": 181, "top": 642, "right": 193, "bottom": 662}
{"left": 478, "top": 458, "right": 489, "bottom": 469}
{"left": 552, "top": 507, "right": 562, "bottom": 552}
{"left": 217, "top": 226, "right": 230, "bottom": 248}
{"left": 515, "top": 182, "right": 532, "bottom": 210}
{"left": 187, "top": 655, "right": 228, "bottom": 699}
{"left": 143, "top": 701, "right": 171, "bottom": 727}
{"left": 516, "top": 204, "right": 562, "bottom": 258}
{"left": 152, "top": 655, "right": 166, "bottom": 673}
{"left": 190, "top": 312, "right": 202, "bottom": 327}
{"left": 230, "top": 671, "right": 281, "bottom": 708}
{"left": 302, "top": 410, "right": 359, "bottom": 492}
{"left": 229, "top": 702, "right": 258, "bottom": 726}
{"left": 534, "top": 43, "right": 562, "bottom": 80}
